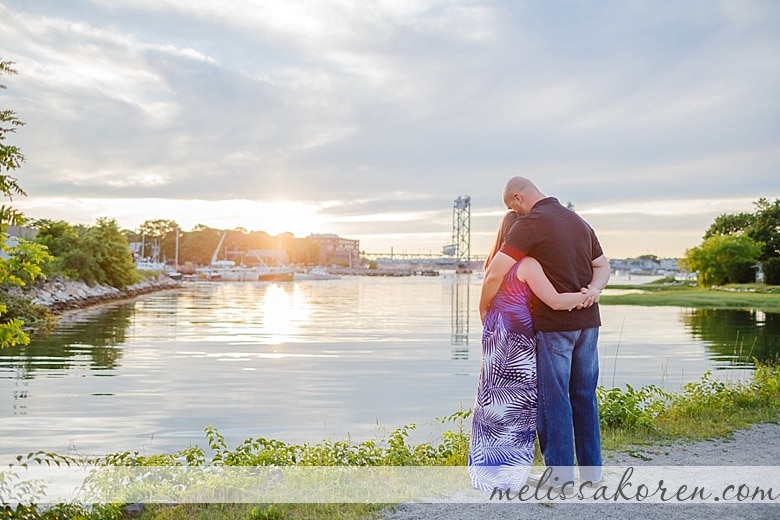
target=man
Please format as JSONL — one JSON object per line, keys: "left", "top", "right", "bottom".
{"left": 479, "top": 176, "right": 610, "bottom": 487}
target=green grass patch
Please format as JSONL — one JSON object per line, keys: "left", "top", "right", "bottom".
{"left": 135, "top": 503, "right": 389, "bottom": 520}
{"left": 601, "top": 280, "right": 780, "bottom": 311}
{"left": 600, "top": 364, "right": 780, "bottom": 449}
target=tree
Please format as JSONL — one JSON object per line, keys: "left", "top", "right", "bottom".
{"left": 84, "top": 218, "right": 141, "bottom": 289}
{"left": 684, "top": 235, "right": 762, "bottom": 287}
{"left": 178, "top": 225, "right": 223, "bottom": 266}
{"left": 32, "top": 219, "right": 80, "bottom": 258}
{"left": 703, "top": 212, "right": 754, "bottom": 239}
{"left": 703, "top": 198, "right": 780, "bottom": 261}
{"left": 750, "top": 198, "right": 780, "bottom": 260}
{"left": 0, "top": 60, "right": 51, "bottom": 348}
{"left": 33, "top": 220, "right": 99, "bottom": 282}
{"left": 137, "top": 218, "right": 180, "bottom": 263}
{"left": 764, "top": 257, "right": 780, "bottom": 285}
{"left": 0, "top": 60, "right": 26, "bottom": 228}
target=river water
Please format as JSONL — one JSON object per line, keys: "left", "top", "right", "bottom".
{"left": 1, "top": 273, "right": 777, "bottom": 463}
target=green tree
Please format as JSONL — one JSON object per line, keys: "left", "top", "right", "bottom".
{"left": 85, "top": 218, "right": 141, "bottom": 289}
{"left": 138, "top": 218, "right": 180, "bottom": 263}
{"left": 48, "top": 223, "right": 103, "bottom": 284}
{"left": 178, "top": 224, "right": 223, "bottom": 266}
{"left": 0, "top": 60, "right": 27, "bottom": 228}
{"left": 684, "top": 235, "right": 762, "bottom": 287}
{"left": 703, "top": 212, "right": 754, "bottom": 239}
{"left": 0, "top": 60, "right": 52, "bottom": 348}
{"left": 764, "top": 257, "right": 780, "bottom": 285}
{"left": 32, "top": 219, "right": 80, "bottom": 257}
{"left": 31, "top": 219, "right": 79, "bottom": 277}
{"left": 703, "top": 198, "right": 780, "bottom": 261}
{"left": 750, "top": 198, "right": 780, "bottom": 260}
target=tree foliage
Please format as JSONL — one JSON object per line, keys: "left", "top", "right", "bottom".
{"left": 0, "top": 60, "right": 27, "bottom": 228}
{"left": 764, "top": 257, "right": 780, "bottom": 286}
{"left": 34, "top": 218, "right": 142, "bottom": 288}
{"left": 684, "top": 235, "right": 762, "bottom": 287}
{"left": 695, "top": 197, "right": 780, "bottom": 286}
{"left": 126, "top": 218, "right": 181, "bottom": 263}
{"left": 32, "top": 219, "right": 80, "bottom": 257}
{"left": 703, "top": 212, "right": 754, "bottom": 239}
{"left": 703, "top": 198, "right": 780, "bottom": 261}
{"left": 178, "top": 224, "right": 224, "bottom": 266}
{"left": 0, "top": 60, "right": 51, "bottom": 349}
{"left": 750, "top": 198, "right": 780, "bottom": 260}
{"left": 87, "top": 218, "right": 141, "bottom": 289}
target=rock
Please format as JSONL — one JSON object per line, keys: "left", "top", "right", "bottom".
{"left": 26, "top": 276, "right": 181, "bottom": 313}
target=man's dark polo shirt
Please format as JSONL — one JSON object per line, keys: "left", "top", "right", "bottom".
{"left": 500, "top": 197, "right": 603, "bottom": 332}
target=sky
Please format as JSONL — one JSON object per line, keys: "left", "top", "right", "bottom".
{"left": 1, "top": 0, "right": 778, "bottom": 260}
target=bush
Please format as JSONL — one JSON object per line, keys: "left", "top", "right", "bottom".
{"left": 597, "top": 384, "right": 671, "bottom": 429}
{"left": 0, "top": 291, "right": 56, "bottom": 336}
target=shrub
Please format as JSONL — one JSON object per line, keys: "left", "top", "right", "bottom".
{"left": 597, "top": 384, "right": 671, "bottom": 429}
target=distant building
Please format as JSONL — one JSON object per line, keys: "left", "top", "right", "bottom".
{"left": 308, "top": 234, "right": 360, "bottom": 267}
{"left": 610, "top": 257, "right": 681, "bottom": 275}
{"left": 1, "top": 226, "right": 38, "bottom": 260}
{"left": 6, "top": 226, "right": 37, "bottom": 240}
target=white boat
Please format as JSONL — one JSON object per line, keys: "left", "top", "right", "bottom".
{"left": 294, "top": 267, "right": 341, "bottom": 281}
{"left": 188, "top": 231, "right": 297, "bottom": 282}
{"left": 135, "top": 259, "right": 182, "bottom": 280}
{"left": 195, "top": 259, "right": 297, "bottom": 282}
{"left": 195, "top": 260, "right": 293, "bottom": 282}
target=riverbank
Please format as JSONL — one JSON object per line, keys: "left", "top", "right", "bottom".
{"left": 380, "top": 420, "right": 780, "bottom": 520}
{"left": 601, "top": 279, "right": 780, "bottom": 311}
{"left": 26, "top": 275, "right": 181, "bottom": 313}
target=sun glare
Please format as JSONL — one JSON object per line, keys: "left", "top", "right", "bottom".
{"left": 15, "top": 197, "right": 328, "bottom": 238}
{"left": 236, "top": 200, "right": 323, "bottom": 236}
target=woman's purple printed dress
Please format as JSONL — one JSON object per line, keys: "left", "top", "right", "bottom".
{"left": 468, "top": 259, "right": 537, "bottom": 491}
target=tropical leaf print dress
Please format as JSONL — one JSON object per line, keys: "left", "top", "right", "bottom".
{"left": 469, "top": 259, "right": 537, "bottom": 491}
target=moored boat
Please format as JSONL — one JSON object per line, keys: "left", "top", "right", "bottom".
{"left": 259, "top": 271, "right": 294, "bottom": 282}
{"left": 293, "top": 267, "right": 341, "bottom": 281}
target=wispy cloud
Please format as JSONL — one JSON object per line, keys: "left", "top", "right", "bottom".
{"left": 1, "top": 0, "right": 778, "bottom": 258}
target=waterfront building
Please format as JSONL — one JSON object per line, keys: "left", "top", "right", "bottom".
{"left": 308, "top": 233, "right": 360, "bottom": 268}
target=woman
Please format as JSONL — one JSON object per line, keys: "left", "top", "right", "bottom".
{"left": 468, "top": 211, "right": 587, "bottom": 492}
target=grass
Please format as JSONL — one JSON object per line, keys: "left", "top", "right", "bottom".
{"left": 598, "top": 364, "right": 780, "bottom": 450}
{"left": 601, "top": 278, "right": 780, "bottom": 311}
{"left": 137, "top": 503, "right": 387, "bottom": 520}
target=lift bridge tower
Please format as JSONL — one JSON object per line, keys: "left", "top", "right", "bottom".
{"left": 450, "top": 195, "right": 472, "bottom": 350}
{"left": 451, "top": 195, "right": 471, "bottom": 262}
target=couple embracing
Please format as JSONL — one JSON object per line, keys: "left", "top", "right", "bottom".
{"left": 468, "top": 176, "right": 610, "bottom": 492}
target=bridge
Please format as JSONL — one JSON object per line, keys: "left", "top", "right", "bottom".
{"left": 360, "top": 195, "right": 484, "bottom": 270}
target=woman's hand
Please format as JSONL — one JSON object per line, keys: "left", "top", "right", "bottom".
{"left": 576, "top": 285, "right": 601, "bottom": 309}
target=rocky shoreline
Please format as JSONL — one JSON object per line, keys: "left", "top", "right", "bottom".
{"left": 27, "top": 275, "right": 182, "bottom": 313}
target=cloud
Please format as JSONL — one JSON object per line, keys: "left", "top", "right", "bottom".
{"left": 1, "top": 0, "right": 778, "bottom": 258}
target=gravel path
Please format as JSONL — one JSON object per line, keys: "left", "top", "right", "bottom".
{"left": 379, "top": 421, "right": 780, "bottom": 520}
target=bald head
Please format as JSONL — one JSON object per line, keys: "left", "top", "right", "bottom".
{"left": 503, "top": 176, "right": 545, "bottom": 215}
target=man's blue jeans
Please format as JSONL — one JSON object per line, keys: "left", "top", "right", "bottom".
{"left": 536, "top": 327, "right": 602, "bottom": 484}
